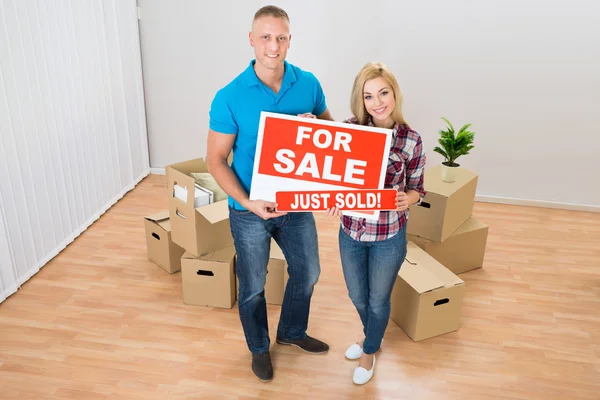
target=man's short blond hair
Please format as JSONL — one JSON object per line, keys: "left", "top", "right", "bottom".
{"left": 253, "top": 5, "right": 290, "bottom": 22}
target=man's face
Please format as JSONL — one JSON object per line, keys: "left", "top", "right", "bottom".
{"left": 249, "top": 16, "right": 291, "bottom": 71}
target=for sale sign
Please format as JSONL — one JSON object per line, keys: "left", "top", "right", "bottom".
{"left": 249, "top": 112, "right": 394, "bottom": 220}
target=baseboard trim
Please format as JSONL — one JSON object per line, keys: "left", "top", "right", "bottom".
{"left": 475, "top": 194, "right": 599, "bottom": 213}
{"left": 150, "top": 167, "right": 166, "bottom": 175}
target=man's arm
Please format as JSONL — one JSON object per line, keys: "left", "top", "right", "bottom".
{"left": 298, "top": 108, "right": 334, "bottom": 121}
{"left": 317, "top": 108, "right": 334, "bottom": 121}
{"left": 206, "top": 129, "right": 247, "bottom": 205}
{"left": 206, "top": 129, "right": 286, "bottom": 219}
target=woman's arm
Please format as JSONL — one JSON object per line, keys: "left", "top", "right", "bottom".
{"left": 401, "top": 132, "right": 427, "bottom": 208}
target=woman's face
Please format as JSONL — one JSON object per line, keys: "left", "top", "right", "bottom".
{"left": 363, "top": 76, "right": 395, "bottom": 127}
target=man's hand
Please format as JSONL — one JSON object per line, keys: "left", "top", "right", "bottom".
{"left": 396, "top": 191, "right": 409, "bottom": 211}
{"left": 244, "top": 199, "right": 288, "bottom": 220}
{"left": 298, "top": 113, "right": 316, "bottom": 119}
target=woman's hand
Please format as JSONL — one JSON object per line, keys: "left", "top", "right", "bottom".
{"left": 325, "top": 206, "right": 341, "bottom": 217}
{"left": 298, "top": 113, "right": 317, "bottom": 119}
{"left": 396, "top": 191, "right": 409, "bottom": 211}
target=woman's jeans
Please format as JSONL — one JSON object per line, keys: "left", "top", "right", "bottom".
{"left": 339, "top": 225, "right": 407, "bottom": 355}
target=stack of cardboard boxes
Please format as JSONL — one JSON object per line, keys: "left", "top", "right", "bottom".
{"left": 143, "top": 157, "right": 288, "bottom": 309}
{"left": 390, "top": 164, "right": 489, "bottom": 341}
{"left": 143, "top": 159, "right": 488, "bottom": 342}
{"left": 406, "top": 165, "right": 489, "bottom": 276}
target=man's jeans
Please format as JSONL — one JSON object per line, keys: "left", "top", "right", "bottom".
{"left": 338, "top": 225, "right": 407, "bottom": 355}
{"left": 229, "top": 207, "right": 320, "bottom": 354}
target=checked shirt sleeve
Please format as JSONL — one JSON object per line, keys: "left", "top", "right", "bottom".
{"left": 406, "top": 133, "right": 427, "bottom": 200}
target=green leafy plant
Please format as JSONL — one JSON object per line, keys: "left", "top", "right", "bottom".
{"left": 433, "top": 117, "right": 475, "bottom": 167}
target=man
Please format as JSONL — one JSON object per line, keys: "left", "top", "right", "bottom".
{"left": 205, "top": 5, "right": 334, "bottom": 382}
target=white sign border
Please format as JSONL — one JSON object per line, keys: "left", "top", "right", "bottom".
{"left": 250, "top": 111, "right": 394, "bottom": 221}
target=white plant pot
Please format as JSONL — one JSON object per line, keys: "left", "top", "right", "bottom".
{"left": 441, "top": 162, "right": 459, "bottom": 183}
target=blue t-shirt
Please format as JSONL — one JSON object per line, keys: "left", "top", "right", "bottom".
{"left": 209, "top": 60, "right": 327, "bottom": 210}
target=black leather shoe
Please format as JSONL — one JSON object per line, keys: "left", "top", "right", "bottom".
{"left": 252, "top": 352, "right": 273, "bottom": 382}
{"left": 276, "top": 335, "right": 330, "bottom": 354}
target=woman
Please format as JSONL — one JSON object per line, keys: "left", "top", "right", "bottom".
{"left": 326, "top": 61, "right": 426, "bottom": 385}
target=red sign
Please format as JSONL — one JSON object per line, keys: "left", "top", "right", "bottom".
{"left": 256, "top": 115, "right": 389, "bottom": 189}
{"left": 249, "top": 112, "right": 393, "bottom": 220}
{"left": 276, "top": 189, "right": 397, "bottom": 211}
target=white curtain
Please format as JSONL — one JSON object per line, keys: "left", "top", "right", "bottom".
{"left": 0, "top": 194, "right": 17, "bottom": 302}
{"left": 0, "top": 0, "right": 149, "bottom": 303}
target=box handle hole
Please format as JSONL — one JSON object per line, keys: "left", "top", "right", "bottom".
{"left": 196, "top": 270, "right": 214, "bottom": 276}
{"left": 176, "top": 208, "right": 186, "bottom": 220}
{"left": 434, "top": 298, "right": 449, "bottom": 306}
{"left": 152, "top": 232, "right": 160, "bottom": 240}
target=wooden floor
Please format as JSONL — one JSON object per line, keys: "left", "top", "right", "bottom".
{"left": 1, "top": 174, "right": 599, "bottom": 400}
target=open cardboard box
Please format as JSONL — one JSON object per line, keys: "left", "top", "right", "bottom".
{"left": 407, "top": 165, "right": 478, "bottom": 243}
{"left": 390, "top": 242, "right": 465, "bottom": 341}
{"left": 166, "top": 157, "right": 233, "bottom": 257}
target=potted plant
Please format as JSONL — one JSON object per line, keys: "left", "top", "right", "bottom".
{"left": 433, "top": 117, "right": 476, "bottom": 183}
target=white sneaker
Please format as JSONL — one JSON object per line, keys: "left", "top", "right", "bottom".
{"left": 345, "top": 338, "right": 383, "bottom": 360}
{"left": 353, "top": 355, "right": 376, "bottom": 385}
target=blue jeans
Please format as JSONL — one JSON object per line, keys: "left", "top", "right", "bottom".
{"left": 229, "top": 208, "right": 321, "bottom": 354}
{"left": 338, "top": 225, "right": 407, "bottom": 355}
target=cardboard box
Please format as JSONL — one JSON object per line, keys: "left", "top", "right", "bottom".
{"left": 144, "top": 211, "right": 185, "bottom": 274}
{"left": 408, "top": 217, "right": 489, "bottom": 275}
{"left": 390, "top": 242, "right": 465, "bottom": 341}
{"left": 166, "top": 157, "right": 233, "bottom": 257}
{"left": 407, "top": 165, "right": 478, "bottom": 242}
{"left": 181, "top": 246, "right": 236, "bottom": 308}
{"left": 235, "top": 239, "right": 289, "bottom": 305}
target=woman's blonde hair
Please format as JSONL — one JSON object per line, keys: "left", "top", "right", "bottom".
{"left": 350, "top": 61, "right": 407, "bottom": 126}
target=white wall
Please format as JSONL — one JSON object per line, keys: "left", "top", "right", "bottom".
{"left": 0, "top": 0, "right": 149, "bottom": 303}
{"left": 138, "top": 0, "right": 600, "bottom": 209}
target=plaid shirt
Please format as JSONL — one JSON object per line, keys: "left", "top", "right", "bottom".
{"left": 341, "top": 116, "right": 426, "bottom": 242}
